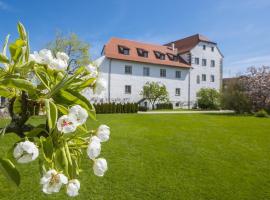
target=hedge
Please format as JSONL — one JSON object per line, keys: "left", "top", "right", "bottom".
{"left": 94, "top": 103, "right": 138, "bottom": 114}
{"left": 156, "top": 103, "right": 173, "bottom": 110}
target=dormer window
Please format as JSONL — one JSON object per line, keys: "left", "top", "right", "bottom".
{"left": 154, "top": 51, "right": 165, "bottom": 60}
{"left": 137, "top": 48, "right": 148, "bottom": 58}
{"left": 118, "top": 45, "right": 130, "bottom": 55}
{"left": 167, "top": 53, "right": 178, "bottom": 61}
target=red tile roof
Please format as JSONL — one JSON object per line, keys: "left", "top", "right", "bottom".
{"left": 103, "top": 37, "right": 190, "bottom": 68}
{"left": 165, "top": 34, "right": 216, "bottom": 54}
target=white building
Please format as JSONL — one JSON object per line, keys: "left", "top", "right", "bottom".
{"left": 94, "top": 34, "right": 223, "bottom": 109}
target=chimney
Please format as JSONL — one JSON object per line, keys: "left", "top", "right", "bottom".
{"left": 172, "top": 43, "right": 176, "bottom": 52}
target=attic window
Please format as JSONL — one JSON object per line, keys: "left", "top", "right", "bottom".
{"left": 137, "top": 48, "right": 148, "bottom": 58}
{"left": 167, "top": 53, "right": 178, "bottom": 61}
{"left": 118, "top": 45, "right": 130, "bottom": 55}
{"left": 154, "top": 51, "right": 165, "bottom": 60}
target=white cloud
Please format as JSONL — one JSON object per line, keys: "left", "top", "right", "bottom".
{"left": 224, "top": 54, "right": 270, "bottom": 77}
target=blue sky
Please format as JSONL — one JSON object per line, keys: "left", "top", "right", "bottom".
{"left": 0, "top": 0, "right": 270, "bottom": 77}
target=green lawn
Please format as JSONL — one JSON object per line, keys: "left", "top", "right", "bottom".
{"left": 0, "top": 114, "right": 270, "bottom": 200}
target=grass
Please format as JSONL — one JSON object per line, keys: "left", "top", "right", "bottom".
{"left": 0, "top": 114, "right": 270, "bottom": 200}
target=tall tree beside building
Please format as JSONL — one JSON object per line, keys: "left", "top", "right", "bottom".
{"left": 47, "top": 32, "right": 90, "bottom": 70}
{"left": 141, "top": 82, "right": 169, "bottom": 109}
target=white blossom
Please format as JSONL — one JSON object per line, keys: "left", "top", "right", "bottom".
{"left": 94, "top": 77, "right": 107, "bottom": 95}
{"left": 87, "top": 136, "right": 101, "bottom": 160}
{"left": 66, "top": 179, "right": 80, "bottom": 197}
{"left": 13, "top": 141, "right": 39, "bottom": 163}
{"left": 57, "top": 115, "right": 77, "bottom": 133}
{"left": 56, "top": 52, "right": 69, "bottom": 63}
{"left": 40, "top": 169, "right": 68, "bottom": 194}
{"left": 38, "top": 49, "right": 54, "bottom": 65}
{"left": 50, "top": 58, "right": 68, "bottom": 71}
{"left": 97, "top": 125, "right": 110, "bottom": 142}
{"left": 69, "top": 105, "right": 88, "bottom": 126}
{"left": 93, "top": 158, "right": 108, "bottom": 177}
{"left": 86, "top": 64, "right": 98, "bottom": 78}
{"left": 29, "top": 51, "right": 43, "bottom": 63}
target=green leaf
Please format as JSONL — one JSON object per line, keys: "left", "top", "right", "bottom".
{"left": 0, "top": 78, "right": 36, "bottom": 96}
{"left": 13, "top": 97, "right": 22, "bottom": 114}
{"left": 40, "top": 136, "right": 54, "bottom": 162}
{"left": 26, "top": 127, "right": 48, "bottom": 137}
{"left": 17, "top": 22, "right": 27, "bottom": 41}
{"left": 0, "top": 53, "right": 9, "bottom": 64}
{"left": 44, "top": 99, "right": 58, "bottom": 130}
{"left": 9, "top": 39, "right": 26, "bottom": 63}
{"left": 0, "top": 86, "right": 14, "bottom": 98}
{"left": 53, "top": 89, "right": 96, "bottom": 120}
{"left": 56, "top": 104, "right": 68, "bottom": 115}
{"left": 0, "top": 158, "right": 20, "bottom": 186}
{"left": 2, "top": 34, "right": 10, "bottom": 56}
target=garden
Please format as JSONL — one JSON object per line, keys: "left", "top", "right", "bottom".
{"left": 0, "top": 113, "right": 270, "bottom": 200}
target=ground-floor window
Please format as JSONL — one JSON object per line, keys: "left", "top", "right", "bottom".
{"left": 175, "top": 88, "right": 181, "bottom": 96}
{"left": 211, "top": 75, "right": 215, "bottom": 82}
{"left": 125, "top": 85, "right": 131, "bottom": 94}
{"left": 202, "top": 74, "right": 206, "bottom": 81}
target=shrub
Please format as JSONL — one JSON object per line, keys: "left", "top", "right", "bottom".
{"left": 156, "top": 103, "right": 173, "bottom": 110}
{"left": 254, "top": 109, "right": 269, "bottom": 118}
{"left": 138, "top": 106, "right": 147, "bottom": 112}
{"left": 94, "top": 103, "right": 138, "bottom": 114}
{"left": 221, "top": 79, "right": 252, "bottom": 114}
{"left": 197, "top": 88, "right": 220, "bottom": 110}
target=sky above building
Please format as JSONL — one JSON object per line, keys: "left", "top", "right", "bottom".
{"left": 0, "top": 0, "right": 269, "bottom": 77}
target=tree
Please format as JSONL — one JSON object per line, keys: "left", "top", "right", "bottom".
{"left": 47, "top": 32, "right": 90, "bottom": 70}
{"left": 0, "top": 23, "right": 110, "bottom": 197}
{"left": 140, "top": 82, "right": 169, "bottom": 109}
{"left": 240, "top": 66, "right": 270, "bottom": 112}
{"left": 221, "top": 78, "right": 251, "bottom": 113}
{"left": 197, "top": 88, "right": 220, "bottom": 110}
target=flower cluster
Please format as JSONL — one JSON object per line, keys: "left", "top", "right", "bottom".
{"left": 57, "top": 105, "right": 88, "bottom": 134}
{"left": 29, "top": 49, "right": 69, "bottom": 71}
{"left": 87, "top": 125, "right": 110, "bottom": 176}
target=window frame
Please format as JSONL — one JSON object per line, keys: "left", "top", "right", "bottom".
{"left": 211, "top": 60, "right": 215, "bottom": 67}
{"left": 211, "top": 47, "right": 214, "bottom": 52}
{"left": 175, "top": 88, "right": 181, "bottom": 96}
{"left": 175, "top": 71, "right": 182, "bottom": 79}
{"left": 195, "top": 57, "right": 200, "bottom": 65}
{"left": 143, "top": 67, "right": 150, "bottom": 76}
{"left": 118, "top": 45, "right": 130, "bottom": 55}
{"left": 202, "top": 74, "right": 207, "bottom": 81}
{"left": 160, "top": 69, "right": 166, "bottom": 77}
{"left": 124, "top": 65, "right": 132, "bottom": 74}
{"left": 125, "top": 85, "right": 131, "bottom": 94}
{"left": 202, "top": 59, "right": 207, "bottom": 66}
{"left": 203, "top": 45, "right": 206, "bottom": 50}
{"left": 211, "top": 75, "right": 215, "bottom": 82}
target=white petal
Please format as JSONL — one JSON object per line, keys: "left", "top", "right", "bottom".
{"left": 56, "top": 52, "right": 69, "bottom": 63}
{"left": 87, "top": 140, "right": 101, "bottom": 160}
{"left": 69, "top": 105, "right": 88, "bottom": 126}
{"left": 93, "top": 158, "right": 108, "bottom": 177}
{"left": 59, "top": 173, "right": 68, "bottom": 184}
{"left": 66, "top": 179, "right": 80, "bottom": 197}
{"left": 97, "top": 125, "right": 110, "bottom": 142}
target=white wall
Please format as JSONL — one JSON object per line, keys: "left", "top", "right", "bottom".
{"left": 95, "top": 57, "right": 190, "bottom": 108}
{"left": 189, "top": 42, "right": 223, "bottom": 106}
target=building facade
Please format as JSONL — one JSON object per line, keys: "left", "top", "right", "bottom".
{"left": 94, "top": 34, "right": 223, "bottom": 109}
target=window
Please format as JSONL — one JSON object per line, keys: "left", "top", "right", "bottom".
{"left": 202, "top": 74, "right": 206, "bottom": 81}
{"left": 175, "top": 71, "right": 181, "bottom": 78}
{"left": 211, "top": 75, "right": 215, "bottom": 82}
{"left": 167, "top": 53, "right": 178, "bottom": 61}
{"left": 118, "top": 45, "right": 130, "bottom": 55}
{"left": 175, "top": 102, "right": 180, "bottom": 107}
{"left": 137, "top": 48, "right": 148, "bottom": 58}
{"left": 187, "top": 53, "right": 192, "bottom": 64}
{"left": 197, "top": 75, "right": 200, "bottom": 84}
{"left": 211, "top": 47, "right": 214, "bottom": 52}
{"left": 143, "top": 67, "right": 150, "bottom": 76}
{"left": 125, "top": 85, "right": 131, "bottom": 94}
{"left": 160, "top": 69, "right": 166, "bottom": 77}
{"left": 195, "top": 57, "right": 200, "bottom": 65}
{"left": 202, "top": 59, "right": 207, "bottom": 66}
{"left": 203, "top": 45, "right": 206, "bottom": 50}
{"left": 211, "top": 60, "right": 215, "bottom": 67}
{"left": 154, "top": 51, "right": 165, "bottom": 60}
{"left": 175, "top": 88, "right": 181, "bottom": 96}
{"left": 125, "top": 65, "right": 132, "bottom": 74}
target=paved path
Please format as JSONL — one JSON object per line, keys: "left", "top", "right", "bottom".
{"left": 138, "top": 110, "right": 234, "bottom": 114}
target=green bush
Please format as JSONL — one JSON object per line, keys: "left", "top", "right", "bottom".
{"left": 138, "top": 106, "right": 147, "bottom": 112}
{"left": 94, "top": 103, "right": 138, "bottom": 114}
{"left": 197, "top": 88, "right": 220, "bottom": 110}
{"left": 254, "top": 109, "right": 269, "bottom": 118}
{"left": 156, "top": 103, "right": 173, "bottom": 110}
